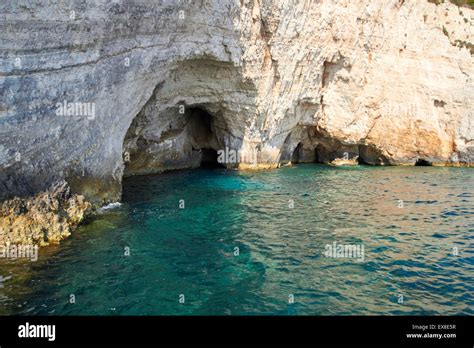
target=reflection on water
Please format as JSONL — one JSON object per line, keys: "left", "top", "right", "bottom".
{"left": 0, "top": 164, "right": 473, "bottom": 315}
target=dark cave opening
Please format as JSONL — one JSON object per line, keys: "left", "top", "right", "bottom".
{"left": 122, "top": 101, "right": 228, "bottom": 177}
{"left": 357, "top": 145, "right": 371, "bottom": 165}
{"left": 291, "top": 143, "right": 302, "bottom": 163}
{"left": 314, "top": 144, "right": 330, "bottom": 163}
{"left": 415, "top": 158, "right": 432, "bottom": 166}
{"left": 186, "top": 107, "right": 224, "bottom": 168}
{"left": 199, "top": 148, "right": 223, "bottom": 168}
{"left": 187, "top": 107, "right": 214, "bottom": 145}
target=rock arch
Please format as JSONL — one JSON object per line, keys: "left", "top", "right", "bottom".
{"left": 120, "top": 57, "right": 256, "bottom": 179}
{"left": 122, "top": 103, "right": 227, "bottom": 176}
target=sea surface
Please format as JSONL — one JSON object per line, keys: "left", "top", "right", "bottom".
{"left": 0, "top": 164, "right": 473, "bottom": 315}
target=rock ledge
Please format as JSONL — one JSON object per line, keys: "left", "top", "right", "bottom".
{"left": 0, "top": 181, "right": 92, "bottom": 247}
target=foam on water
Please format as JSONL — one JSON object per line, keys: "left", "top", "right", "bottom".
{"left": 98, "top": 202, "right": 122, "bottom": 212}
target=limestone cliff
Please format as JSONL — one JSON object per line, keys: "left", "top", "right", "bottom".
{"left": 1, "top": 0, "right": 473, "bottom": 206}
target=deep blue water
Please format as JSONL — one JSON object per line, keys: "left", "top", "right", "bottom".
{"left": 0, "top": 164, "right": 473, "bottom": 315}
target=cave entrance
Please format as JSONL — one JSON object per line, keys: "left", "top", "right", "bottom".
{"left": 415, "top": 158, "right": 432, "bottom": 166}
{"left": 122, "top": 101, "right": 227, "bottom": 177}
{"left": 200, "top": 148, "right": 222, "bottom": 168}
{"left": 187, "top": 107, "right": 214, "bottom": 145}
{"left": 315, "top": 144, "right": 330, "bottom": 163}
{"left": 186, "top": 107, "right": 225, "bottom": 169}
{"left": 291, "top": 143, "right": 302, "bottom": 163}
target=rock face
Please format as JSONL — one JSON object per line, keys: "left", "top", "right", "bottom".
{"left": 330, "top": 156, "right": 360, "bottom": 166}
{"left": 0, "top": 0, "right": 473, "bottom": 204}
{"left": 0, "top": 181, "right": 91, "bottom": 246}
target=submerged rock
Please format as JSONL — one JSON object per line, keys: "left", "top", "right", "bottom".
{"left": 0, "top": 181, "right": 92, "bottom": 246}
{"left": 330, "top": 156, "right": 359, "bottom": 166}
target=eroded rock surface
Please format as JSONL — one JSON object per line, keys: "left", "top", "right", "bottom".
{"left": 330, "top": 156, "right": 360, "bottom": 166}
{"left": 0, "top": 0, "right": 472, "bottom": 204}
{"left": 0, "top": 181, "right": 91, "bottom": 246}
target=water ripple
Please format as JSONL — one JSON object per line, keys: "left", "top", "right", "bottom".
{"left": 0, "top": 165, "right": 472, "bottom": 315}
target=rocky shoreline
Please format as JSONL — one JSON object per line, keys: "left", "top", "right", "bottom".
{"left": 0, "top": 181, "right": 91, "bottom": 248}
{"left": 0, "top": 0, "right": 472, "bottom": 248}
{"left": 1, "top": 160, "right": 472, "bottom": 249}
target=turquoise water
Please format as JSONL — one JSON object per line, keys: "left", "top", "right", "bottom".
{"left": 0, "top": 164, "right": 473, "bottom": 315}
